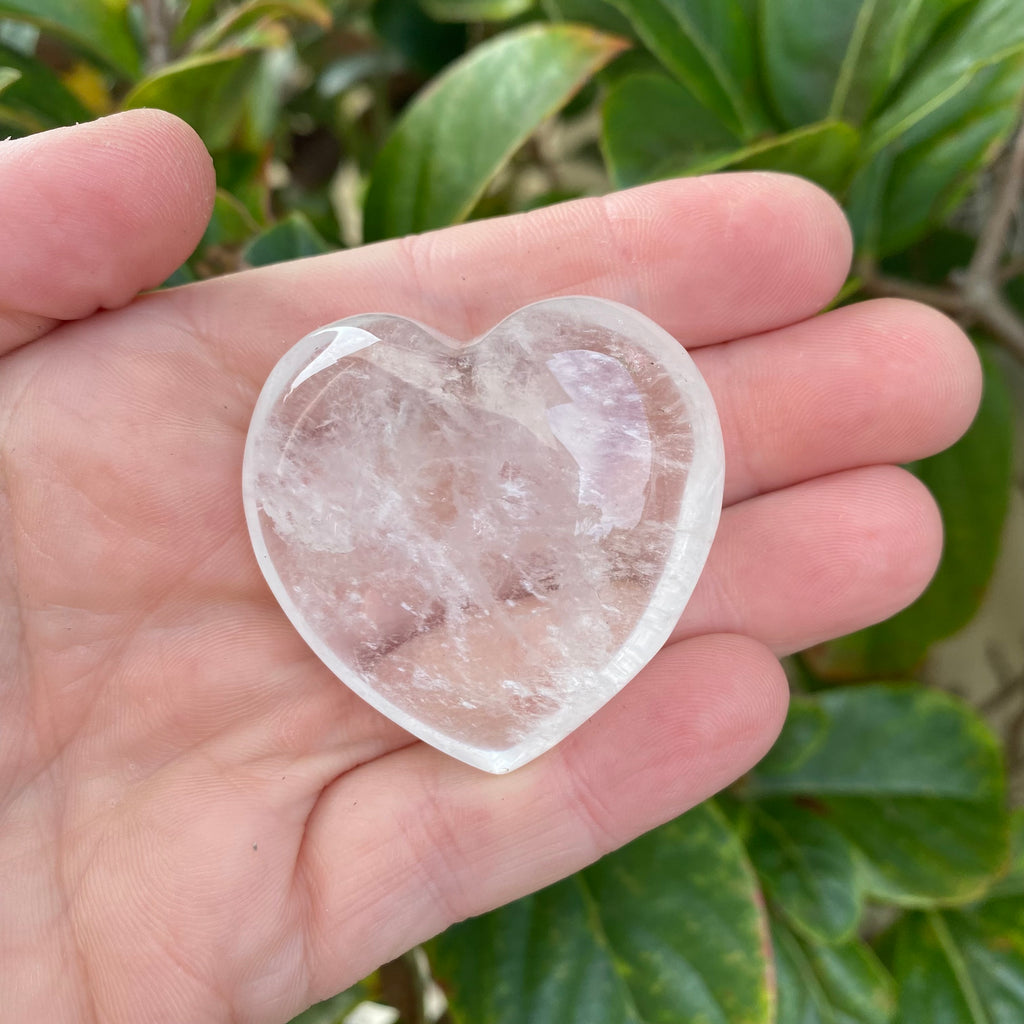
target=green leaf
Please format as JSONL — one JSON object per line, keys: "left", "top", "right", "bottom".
{"left": 848, "top": 56, "right": 1024, "bottom": 256}
{"left": 603, "top": 0, "right": 764, "bottom": 138}
{"left": 806, "top": 350, "right": 1014, "bottom": 677}
{"left": 240, "top": 42, "right": 300, "bottom": 149}
{"left": 868, "top": 0, "right": 1024, "bottom": 154}
{"left": 173, "top": 0, "right": 221, "bottom": 47}
{"left": 0, "top": 0, "right": 141, "bottom": 79}
{"left": 189, "top": 0, "right": 331, "bottom": 53}
{"left": 880, "top": 57, "right": 1023, "bottom": 252}
{"left": 121, "top": 48, "right": 264, "bottom": 152}
{"left": 746, "top": 800, "right": 862, "bottom": 943}
{"left": 751, "top": 686, "right": 1009, "bottom": 904}
{"left": 419, "top": 0, "right": 535, "bottom": 22}
{"left": 0, "top": 63, "right": 17, "bottom": 92}
{"left": 759, "top": 0, "right": 863, "bottom": 127}
{"left": 0, "top": 41, "right": 92, "bottom": 125}
{"left": 773, "top": 920, "right": 896, "bottom": 1024}
{"left": 677, "top": 120, "right": 861, "bottom": 194}
{"left": 753, "top": 701, "right": 829, "bottom": 773}
{"left": 243, "top": 212, "right": 332, "bottom": 266}
{"left": 363, "top": 24, "right": 625, "bottom": 241}
{"left": 885, "top": 905, "right": 1024, "bottom": 1024}
{"left": 839, "top": 0, "right": 974, "bottom": 121}
{"left": 432, "top": 802, "right": 771, "bottom": 1024}
{"left": 759, "top": 0, "right": 971, "bottom": 129}
{"left": 601, "top": 71, "right": 739, "bottom": 187}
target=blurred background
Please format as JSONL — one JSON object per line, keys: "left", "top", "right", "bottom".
{"left": 2, "top": 1, "right": 1022, "bottom": 1021}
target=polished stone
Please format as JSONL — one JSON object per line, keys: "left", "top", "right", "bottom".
{"left": 243, "top": 297, "right": 724, "bottom": 772}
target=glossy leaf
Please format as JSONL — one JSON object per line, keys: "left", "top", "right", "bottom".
{"left": 174, "top": 0, "right": 221, "bottom": 46}
{"left": 189, "top": 0, "right": 331, "bottom": 52}
{"left": 363, "top": 24, "right": 625, "bottom": 241}
{"left": 759, "top": 0, "right": 970, "bottom": 128}
{"left": 603, "top": 0, "right": 763, "bottom": 138}
{"left": 759, "top": 0, "right": 861, "bottom": 127}
{"left": 241, "top": 43, "right": 301, "bottom": 149}
{"left": 121, "top": 49, "right": 264, "bottom": 152}
{"left": 886, "top": 904, "right": 1024, "bottom": 1024}
{"left": 746, "top": 800, "right": 862, "bottom": 943}
{"left": 243, "top": 212, "right": 332, "bottom": 266}
{"left": 848, "top": 56, "right": 1024, "bottom": 257}
{"left": 773, "top": 920, "right": 895, "bottom": 1024}
{"left": 869, "top": 0, "right": 1024, "bottom": 153}
{"left": 880, "top": 57, "right": 1022, "bottom": 253}
{"left": 432, "top": 802, "right": 772, "bottom": 1024}
{"left": 679, "top": 120, "right": 861, "bottom": 194}
{"left": 601, "top": 72, "right": 739, "bottom": 187}
{"left": 0, "top": 64, "right": 16, "bottom": 92}
{"left": 420, "top": 0, "right": 535, "bottom": 22}
{"left": 0, "top": 0, "right": 140, "bottom": 79}
{"left": 840, "top": 0, "right": 973, "bottom": 121}
{"left": 0, "top": 41, "right": 92, "bottom": 126}
{"left": 751, "top": 686, "right": 1009, "bottom": 904}
{"left": 806, "top": 351, "right": 1014, "bottom": 676}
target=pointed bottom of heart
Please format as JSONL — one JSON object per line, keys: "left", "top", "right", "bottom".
{"left": 243, "top": 297, "right": 723, "bottom": 772}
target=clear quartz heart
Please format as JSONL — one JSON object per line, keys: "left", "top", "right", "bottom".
{"left": 243, "top": 296, "right": 724, "bottom": 772}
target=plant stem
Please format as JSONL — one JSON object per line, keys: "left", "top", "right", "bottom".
{"left": 139, "top": 0, "right": 173, "bottom": 70}
{"left": 966, "top": 113, "right": 1024, "bottom": 288}
{"left": 1000, "top": 256, "right": 1024, "bottom": 283}
{"left": 857, "top": 266, "right": 966, "bottom": 314}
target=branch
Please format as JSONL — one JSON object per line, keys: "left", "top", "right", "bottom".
{"left": 999, "top": 255, "right": 1024, "bottom": 283}
{"left": 975, "top": 288, "right": 1024, "bottom": 362}
{"left": 139, "top": 0, "right": 173, "bottom": 70}
{"left": 966, "top": 113, "right": 1024, "bottom": 289}
{"left": 856, "top": 265, "right": 966, "bottom": 314}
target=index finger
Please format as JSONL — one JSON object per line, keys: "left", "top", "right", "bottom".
{"left": 182, "top": 173, "right": 852, "bottom": 382}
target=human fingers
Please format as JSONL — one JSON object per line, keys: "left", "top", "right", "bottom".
{"left": 295, "top": 633, "right": 786, "bottom": 994}
{"left": 182, "top": 172, "right": 852, "bottom": 384}
{"left": 673, "top": 464, "right": 942, "bottom": 652}
{"left": 698, "top": 298, "right": 982, "bottom": 506}
{"left": 0, "top": 110, "right": 214, "bottom": 354}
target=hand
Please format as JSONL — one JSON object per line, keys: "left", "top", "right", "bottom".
{"left": 0, "top": 111, "right": 980, "bottom": 1023}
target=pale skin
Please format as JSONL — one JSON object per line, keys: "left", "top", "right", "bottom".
{"left": 0, "top": 110, "right": 981, "bottom": 1023}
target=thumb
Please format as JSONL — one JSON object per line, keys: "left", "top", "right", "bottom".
{"left": 0, "top": 109, "right": 215, "bottom": 354}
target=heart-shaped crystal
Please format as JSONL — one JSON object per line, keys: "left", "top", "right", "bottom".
{"left": 243, "top": 297, "right": 723, "bottom": 772}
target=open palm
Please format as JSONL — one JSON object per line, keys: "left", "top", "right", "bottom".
{"left": 0, "top": 112, "right": 981, "bottom": 1024}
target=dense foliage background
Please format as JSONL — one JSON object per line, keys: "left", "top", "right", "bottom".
{"left": 2, "top": 1, "right": 1022, "bottom": 1021}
